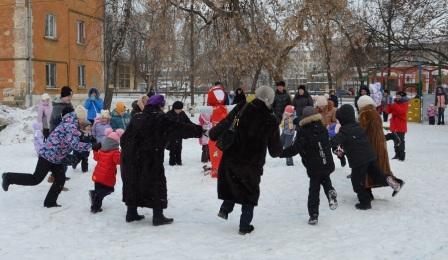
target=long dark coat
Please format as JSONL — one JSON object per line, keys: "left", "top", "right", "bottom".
{"left": 272, "top": 90, "right": 292, "bottom": 120}
{"left": 209, "top": 99, "right": 282, "bottom": 206}
{"left": 120, "top": 105, "right": 202, "bottom": 209}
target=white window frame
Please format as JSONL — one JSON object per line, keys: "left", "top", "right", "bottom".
{"left": 46, "top": 63, "right": 56, "bottom": 88}
{"left": 45, "top": 14, "right": 57, "bottom": 39}
{"left": 78, "top": 65, "right": 86, "bottom": 88}
{"left": 77, "top": 20, "right": 86, "bottom": 44}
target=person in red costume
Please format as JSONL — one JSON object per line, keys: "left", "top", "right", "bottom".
{"left": 207, "top": 82, "right": 231, "bottom": 177}
{"left": 385, "top": 91, "right": 409, "bottom": 161}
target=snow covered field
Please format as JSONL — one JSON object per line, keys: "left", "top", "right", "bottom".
{"left": 0, "top": 105, "right": 448, "bottom": 259}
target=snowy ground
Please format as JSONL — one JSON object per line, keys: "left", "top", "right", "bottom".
{"left": 0, "top": 106, "right": 448, "bottom": 259}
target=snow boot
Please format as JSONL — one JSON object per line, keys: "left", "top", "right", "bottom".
{"left": 398, "top": 152, "right": 405, "bottom": 161}
{"left": 153, "top": 215, "right": 174, "bottom": 226}
{"left": 308, "top": 214, "right": 318, "bottom": 225}
{"left": 126, "top": 206, "right": 145, "bottom": 223}
{"left": 91, "top": 208, "right": 103, "bottom": 213}
{"left": 2, "top": 173, "right": 10, "bottom": 191}
{"left": 217, "top": 210, "right": 228, "bottom": 220}
{"left": 44, "top": 202, "right": 61, "bottom": 208}
{"left": 328, "top": 190, "right": 338, "bottom": 210}
{"left": 355, "top": 203, "right": 371, "bottom": 210}
{"left": 390, "top": 178, "right": 405, "bottom": 197}
{"left": 239, "top": 225, "right": 255, "bottom": 235}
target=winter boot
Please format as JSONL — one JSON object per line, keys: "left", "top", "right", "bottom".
{"left": 308, "top": 214, "right": 318, "bottom": 225}
{"left": 126, "top": 206, "right": 145, "bottom": 223}
{"left": 44, "top": 202, "right": 62, "bottom": 208}
{"left": 398, "top": 152, "right": 405, "bottom": 161}
{"left": 217, "top": 210, "right": 229, "bottom": 220}
{"left": 328, "top": 190, "right": 338, "bottom": 210}
{"left": 239, "top": 225, "right": 255, "bottom": 235}
{"left": 2, "top": 173, "right": 10, "bottom": 191}
{"left": 387, "top": 177, "right": 405, "bottom": 197}
{"left": 355, "top": 203, "right": 371, "bottom": 210}
{"left": 153, "top": 215, "right": 174, "bottom": 226}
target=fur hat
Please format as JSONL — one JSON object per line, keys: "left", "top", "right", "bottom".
{"left": 255, "top": 86, "right": 275, "bottom": 107}
{"left": 146, "top": 94, "right": 166, "bottom": 107}
{"left": 102, "top": 128, "right": 124, "bottom": 151}
{"left": 172, "top": 101, "right": 184, "bottom": 110}
{"left": 60, "top": 86, "right": 73, "bottom": 98}
{"left": 100, "top": 109, "right": 111, "bottom": 119}
{"left": 41, "top": 93, "right": 51, "bottom": 101}
{"left": 357, "top": 95, "right": 376, "bottom": 110}
{"left": 302, "top": 106, "right": 318, "bottom": 118}
{"left": 315, "top": 96, "right": 328, "bottom": 107}
{"left": 115, "top": 102, "right": 126, "bottom": 114}
{"left": 284, "top": 105, "right": 295, "bottom": 114}
{"left": 336, "top": 104, "right": 356, "bottom": 125}
{"left": 75, "top": 105, "right": 87, "bottom": 122}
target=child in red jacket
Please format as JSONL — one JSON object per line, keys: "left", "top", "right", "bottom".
{"left": 89, "top": 128, "right": 124, "bottom": 213}
{"left": 385, "top": 91, "right": 409, "bottom": 161}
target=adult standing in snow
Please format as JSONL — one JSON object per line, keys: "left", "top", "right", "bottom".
{"left": 435, "top": 86, "right": 446, "bottom": 125}
{"left": 84, "top": 88, "right": 104, "bottom": 124}
{"left": 385, "top": 91, "right": 409, "bottom": 161}
{"left": 209, "top": 86, "right": 282, "bottom": 235}
{"left": 2, "top": 106, "right": 92, "bottom": 207}
{"left": 292, "top": 85, "right": 314, "bottom": 122}
{"left": 50, "top": 86, "right": 73, "bottom": 132}
{"left": 354, "top": 85, "right": 370, "bottom": 112}
{"left": 329, "top": 90, "right": 339, "bottom": 108}
{"left": 272, "top": 81, "right": 292, "bottom": 121}
{"left": 131, "top": 95, "right": 149, "bottom": 118}
{"left": 232, "top": 88, "right": 246, "bottom": 105}
{"left": 110, "top": 102, "right": 131, "bottom": 130}
{"left": 120, "top": 95, "right": 203, "bottom": 226}
{"left": 37, "top": 93, "right": 53, "bottom": 141}
{"left": 166, "top": 101, "right": 192, "bottom": 166}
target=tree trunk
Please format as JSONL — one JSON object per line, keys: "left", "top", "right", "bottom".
{"left": 189, "top": 0, "right": 195, "bottom": 105}
{"left": 251, "top": 63, "right": 262, "bottom": 92}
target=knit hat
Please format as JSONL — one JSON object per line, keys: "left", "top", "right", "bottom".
{"left": 284, "top": 105, "right": 295, "bottom": 114}
{"left": 302, "top": 106, "right": 318, "bottom": 118}
{"left": 315, "top": 96, "right": 328, "bottom": 107}
{"left": 172, "top": 101, "right": 184, "bottom": 110}
{"left": 101, "top": 128, "right": 124, "bottom": 151}
{"left": 146, "top": 94, "right": 165, "bottom": 107}
{"left": 357, "top": 95, "right": 376, "bottom": 110}
{"left": 336, "top": 104, "right": 356, "bottom": 125}
{"left": 255, "top": 86, "right": 275, "bottom": 108}
{"left": 298, "top": 85, "right": 306, "bottom": 91}
{"left": 75, "top": 105, "right": 87, "bottom": 122}
{"left": 79, "top": 120, "right": 91, "bottom": 129}
{"left": 41, "top": 93, "right": 50, "bottom": 101}
{"left": 115, "top": 102, "right": 126, "bottom": 114}
{"left": 100, "top": 109, "right": 111, "bottom": 119}
{"left": 60, "top": 86, "right": 72, "bottom": 98}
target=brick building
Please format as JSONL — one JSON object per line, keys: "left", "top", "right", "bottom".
{"left": 0, "top": 0, "right": 104, "bottom": 105}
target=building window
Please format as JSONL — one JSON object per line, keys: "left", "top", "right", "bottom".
{"left": 78, "top": 65, "right": 86, "bottom": 88}
{"left": 77, "top": 21, "right": 85, "bottom": 44}
{"left": 45, "top": 14, "right": 57, "bottom": 38}
{"left": 119, "top": 65, "right": 130, "bottom": 89}
{"left": 46, "top": 63, "right": 56, "bottom": 88}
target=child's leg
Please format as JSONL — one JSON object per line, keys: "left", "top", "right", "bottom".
{"left": 285, "top": 134, "right": 294, "bottom": 165}
{"left": 91, "top": 182, "right": 114, "bottom": 211}
{"left": 351, "top": 164, "right": 371, "bottom": 206}
{"left": 397, "top": 132, "right": 405, "bottom": 160}
{"left": 176, "top": 141, "right": 183, "bottom": 165}
{"left": 429, "top": 116, "right": 435, "bottom": 125}
{"left": 4, "top": 157, "right": 52, "bottom": 187}
{"left": 81, "top": 156, "right": 89, "bottom": 172}
{"left": 201, "top": 145, "right": 210, "bottom": 163}
{"left": 308, "top": 176, "right": 321, "bottom": 217}
{"left": 320, "top": 175, "right": 335, "bottom": 199}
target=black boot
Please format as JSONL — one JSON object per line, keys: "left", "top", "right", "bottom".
{"left": 390, "top": 178, "right": 405, "bottom": 197}
{"left": 398, "top": 152, "right": 405, "bottom": 161}
{"left": 126, "top": 206, "right": 145, "bottom": 223}
{"left": 308, "top": 214, "right": 318, "bottom": 225}
{"left": 239, "top": 225, "right": 255, "bottom": 235}
{"left": 217, "top": 210, "right": 229, "bottom": 220}
{"left": 355, "top": 203, "right": 371, "bottom": 210}
{"left": 2, "top": 173, "right": 10, "bottom": 191}
{"left": 153, "top": 208, "right": 174, "bottom": 226}
{"left": 44, "top": 202, "right": 62, "bottom": 208}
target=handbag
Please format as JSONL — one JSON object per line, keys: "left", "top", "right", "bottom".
{"left": 216, "top": 103, "right": 249, "bottom": 151}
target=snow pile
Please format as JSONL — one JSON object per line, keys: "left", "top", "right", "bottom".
{"left": 0, "top": 105, "right": 36, "bottom": 145}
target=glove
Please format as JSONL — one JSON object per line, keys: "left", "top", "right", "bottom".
{"left": 92, "top": 142, "right": 102, "bottom": 151}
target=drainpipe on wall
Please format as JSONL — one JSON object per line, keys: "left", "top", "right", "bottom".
{"left": 25, "top": 0, "right": 33, "bottom": 106}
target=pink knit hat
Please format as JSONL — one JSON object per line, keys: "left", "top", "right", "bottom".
{"left": 284, "top": 105, "right": 295, "bottom": 114}
{"left": 104, "top": 128, "right": 124, "bottom": 143}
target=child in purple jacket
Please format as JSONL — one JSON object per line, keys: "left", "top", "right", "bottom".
{"left": 2, "top": 109, "right": 92, "bottom": 208}
{"left": 92, "top": 110, "right": 112, "bottom": 144}
{"left": 427, "top": 104, "right": 437, "bottom": 125}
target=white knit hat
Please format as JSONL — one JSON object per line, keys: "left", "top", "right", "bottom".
{"left": 315, "top": 95, "right": 328, "bottom": 107}
{"left": 74, "top": 105, "right": 87, "bottom": 122}
{"left": 357, "top": 95, "right": 376, "bottom": 110}
{"left": 100, "top": 109, "right": 111, "bottom": 119}
{"left": 255, "top": 86, "right": 275, "bottom": 108}
{"left": 41, "top": 93, "right": 50, "bottom": 101}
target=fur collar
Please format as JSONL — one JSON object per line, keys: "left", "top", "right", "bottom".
{"left": 299, "top": 113, "right": 322, "bottom": 126}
